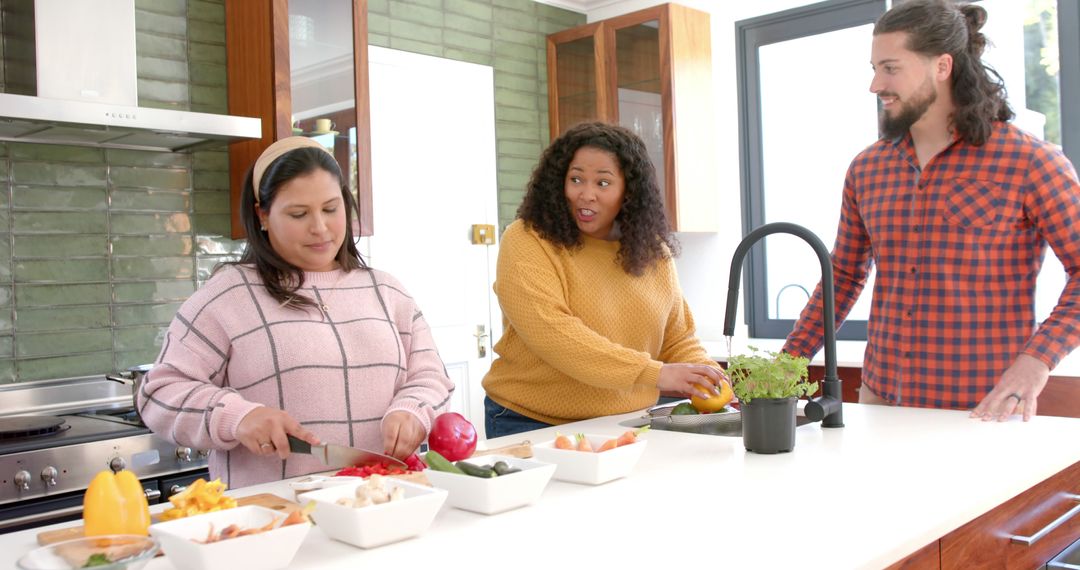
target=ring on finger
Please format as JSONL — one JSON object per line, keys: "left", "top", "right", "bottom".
{"left": 1007, "top": 393, "right": 1022, "bottom": 404}
{"left": 259, "top": 442, "right": 274, "bottom": 450}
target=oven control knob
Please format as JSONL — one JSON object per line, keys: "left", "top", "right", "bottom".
{"left": 176, "top": 447, "right": 193, "bottom": 462}
{"left": 14, "top": 470, "right": 32, "bottom": 491}
{"left": 109, "top": 456, "right": 126, "bottom": 473}
{"left": 40, "top": 466, "right": 58, "bottom": 487}
{"left": 197, "top": 449, "right": 209, "bottom": 459}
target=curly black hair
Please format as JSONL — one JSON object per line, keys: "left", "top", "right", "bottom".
{"left": 516, "top": 122, "right": 678, "bottom": 275}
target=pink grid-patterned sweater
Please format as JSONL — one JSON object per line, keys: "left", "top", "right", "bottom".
{"left": 137, "top": 265, "right": 453, "bottom": 489}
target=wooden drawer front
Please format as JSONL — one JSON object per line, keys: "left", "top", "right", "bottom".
{"left": 941, "top": 461, "right": 1080, "bottom": 569}
{"left": 886, "top": 540, "right": 940, "bottom": 569}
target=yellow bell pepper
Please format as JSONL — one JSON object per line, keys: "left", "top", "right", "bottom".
{"left": 83, "top": 469, "right": 151, "bottom": 536}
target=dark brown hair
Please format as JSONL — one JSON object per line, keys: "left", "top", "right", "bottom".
{"left": 517, "top": 122, "right": 678, "bottom": 275}
{"left": 231, "top": 147, "right": 366, "bottom": 309}
{"left": 874, "top": 0, "right": 1014, "bottom": 145}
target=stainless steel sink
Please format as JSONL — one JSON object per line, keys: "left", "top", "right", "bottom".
{"left": 618, "top": 414, "right": 814, "bottom": 437}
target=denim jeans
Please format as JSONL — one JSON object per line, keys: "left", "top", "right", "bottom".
{"left": 484, "top": 397, "right": 552, "bottom": 439}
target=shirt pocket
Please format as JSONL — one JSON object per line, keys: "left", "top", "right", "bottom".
{"left": 943, "top": 178, "right": 1009, "bottom": 229}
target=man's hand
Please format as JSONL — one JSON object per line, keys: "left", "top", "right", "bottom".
{"left": 382, "top": 411, "right": 426, "bottom": 459}
{"left": 970, "top": 354, "right": 1050, "bottom": 422}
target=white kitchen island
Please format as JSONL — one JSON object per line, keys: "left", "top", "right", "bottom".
{"left": 3, "top": 403, "right": 1079, "bottom": 569}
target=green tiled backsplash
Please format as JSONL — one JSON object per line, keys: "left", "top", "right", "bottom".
{"left": 0, "top": 0, "right": 582, "bottom": 383}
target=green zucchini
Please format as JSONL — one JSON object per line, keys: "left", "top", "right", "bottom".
{"left": 425, "top": 450, "right": 465, "bottom": 474}
{"left": 491, "top": 461, "right": 521, "bottom": 476}
{"left": 455, "top": 460, "right": 497, "bottom": 478}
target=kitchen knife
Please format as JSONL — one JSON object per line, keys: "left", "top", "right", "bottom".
{"left": 286, "top": 435, "right": 407, "bottom": 469}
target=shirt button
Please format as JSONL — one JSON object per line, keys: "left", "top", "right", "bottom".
{"left": 914, "top": 225, "right": 921, "bottom": 233}
{"left": 906, "top": 310, "right": 913, "bottom": 317}
{"left": 910, "top": 267, "right": 917, "bottom": 274}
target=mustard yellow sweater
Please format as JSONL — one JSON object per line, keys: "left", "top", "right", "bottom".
{"left": 482, "top": 220, "right": 717, "bottom": 425}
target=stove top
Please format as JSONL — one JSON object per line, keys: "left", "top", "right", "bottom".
{"left": 0, "top": 413, "right": 150, "bottom": 456}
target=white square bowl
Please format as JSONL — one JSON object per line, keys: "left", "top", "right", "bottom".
{"left": 423, "top": 454, "right": 555, "bottom": 515}
{"left": 296, "top": 478, "right": 447, "bottom": 548}
{"left": 532, "top": 434, "right": 648, "bottom": 485}
{"left": 148, "top": 505, "right": 310, "bottom": 570}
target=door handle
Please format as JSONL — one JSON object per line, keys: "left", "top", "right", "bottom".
{"left": 473, "top": 325, "right": 489, "bottom": 358}
{"left": 1010, "top": 493, "right": 1080, "bottom": 545}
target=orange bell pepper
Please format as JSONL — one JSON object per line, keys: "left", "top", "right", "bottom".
{"left": 83, "top": 469, "right": 151, "bottom": 536}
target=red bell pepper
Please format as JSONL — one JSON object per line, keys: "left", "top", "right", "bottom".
{"left": 427, "top": 412, "right": 477, "bottom": 461}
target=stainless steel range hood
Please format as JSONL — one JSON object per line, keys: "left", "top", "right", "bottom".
{"left": 0, "top": 0, "right": 260, "bottom": 152}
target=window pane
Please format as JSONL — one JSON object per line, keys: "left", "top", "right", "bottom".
{"left": 979, "top": 0, "right": 1065, "bottom": 323}
{"left": 758, "top": 24, "right": 878, "bottom": 320}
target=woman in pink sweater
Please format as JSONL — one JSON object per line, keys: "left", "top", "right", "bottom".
{"left": 137, "top": 137, "right": 453, "bottom": 488}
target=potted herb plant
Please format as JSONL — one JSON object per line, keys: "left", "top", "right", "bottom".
{"left": 727, "top": 346, "right": 815, "bottom": 454}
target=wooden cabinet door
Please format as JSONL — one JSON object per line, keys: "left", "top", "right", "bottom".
{"left": 940, "top": 460, "right": 1080, "bottom": 569}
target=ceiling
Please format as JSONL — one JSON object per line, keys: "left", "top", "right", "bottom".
{"left": 531, "top": 0, "right": 629, "bottom": 14}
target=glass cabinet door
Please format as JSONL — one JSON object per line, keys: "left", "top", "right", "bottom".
{"left": 611, "top": 18, "right": 665, "bottom": 202}
{"left": 289, "top": 0, "right": 360, "bottom": 222}
{"left": 225, "top": 0, "right": 372, "bottom": 238}
{"left": 548, "top": 24, "right": 605, "bottom": 138}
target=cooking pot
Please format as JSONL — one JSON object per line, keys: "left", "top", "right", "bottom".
{"left": 106, "top": 363, "right": 154, "bottom": 406}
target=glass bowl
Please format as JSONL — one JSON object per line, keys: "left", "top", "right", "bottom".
{"left": 16, "top": 534, "right": 159, "bottom": 570}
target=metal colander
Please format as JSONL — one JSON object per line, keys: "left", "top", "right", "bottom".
{"left": 645, "top": 400, "right": 741, "bottom": 428}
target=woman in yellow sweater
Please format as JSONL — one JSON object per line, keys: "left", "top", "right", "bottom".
{"left": 482, "top": 122, "right": 725, "bottom": 438}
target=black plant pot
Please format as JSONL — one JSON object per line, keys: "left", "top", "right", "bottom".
{"left": 741, "top": 397, "right": 797, "bottom": 454}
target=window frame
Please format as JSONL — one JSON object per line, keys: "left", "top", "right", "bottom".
{"left": 735, "top": 0, "right": 885, "bottom": 340}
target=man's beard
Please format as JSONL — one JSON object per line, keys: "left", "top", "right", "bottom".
{"left": 879, "top": 76, "right": 937, "bottom": 139}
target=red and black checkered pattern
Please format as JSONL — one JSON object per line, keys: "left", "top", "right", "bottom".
{"left": 783, "top": 122, "right": 1080, "bottom": 409}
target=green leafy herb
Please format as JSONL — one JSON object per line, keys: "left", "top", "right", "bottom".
{"left": 83, "top": 553, "right": 111, "bottom": 567}
{"left": 727, "top": 346, "right": 815, "bottom": 404}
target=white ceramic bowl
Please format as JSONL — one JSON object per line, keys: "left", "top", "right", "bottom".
{"left": 532, "top": 434, "right": 648, "bottom": 485}
{"left": 297, "top": 478, "right": 447, "bottom": 548}
{"left": 16, "top": 534, "right": 159, "bottom": 570}
{"left": 423, "top": 454, "right": 555, "bottom": 515}
{"left": 148, "top": 505, "right": 310, "bottom": 570}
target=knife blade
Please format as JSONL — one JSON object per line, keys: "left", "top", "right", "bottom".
{"left": 286, "top": 435, "right": 407, "bottom": 469}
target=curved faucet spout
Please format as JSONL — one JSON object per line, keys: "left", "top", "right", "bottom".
{"left": 723, "top": 222, "right": 844, "bottom": 428}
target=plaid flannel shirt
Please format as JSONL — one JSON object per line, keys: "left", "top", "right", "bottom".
{"left": 783, "top": 122, "right": 1080, "bottom": 408}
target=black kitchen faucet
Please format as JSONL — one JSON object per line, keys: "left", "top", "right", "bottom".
{"left": 723, "top": 222, "right": 844, "bottom": 428}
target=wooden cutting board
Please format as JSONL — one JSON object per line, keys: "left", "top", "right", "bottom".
{"left": 36, "top": 493, "right": 298, "bottom": 546}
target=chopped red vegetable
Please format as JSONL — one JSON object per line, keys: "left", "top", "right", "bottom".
{"left": 333, "top": 454, "right": 425, "bottom": 478}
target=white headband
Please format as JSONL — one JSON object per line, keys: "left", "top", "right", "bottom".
{"left": 252, "top": 136, "right": 334, "bottom": 208}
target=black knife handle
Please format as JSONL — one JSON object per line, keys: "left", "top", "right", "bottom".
{"left": 287, "top": 434, "right": 311, "bottom": 454}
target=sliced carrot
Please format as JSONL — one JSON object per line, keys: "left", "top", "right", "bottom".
{"left": 554, "top": 432, "right": 574, "bottom": 450}
{"left": 596, "top": 438, "right": 618, "bottom": 452}
{"left": 575, "top": 433, "right": 594, "bottom": 452}
{"left": 616, "top": 425, "right": 650, "bottom": 447}
{"left": 280, "top": 501, "right": 315, "bottom": 526}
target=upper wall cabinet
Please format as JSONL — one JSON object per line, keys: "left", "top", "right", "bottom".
{"left": 225, "top": 0, "right": 373, "bottom": 239}
{"left": 547, "top": 3, "right": 718, "bottom": 232}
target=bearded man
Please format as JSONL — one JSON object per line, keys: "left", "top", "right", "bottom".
{"left": 781, "top": 0, "right": 1080, "bottom": 421}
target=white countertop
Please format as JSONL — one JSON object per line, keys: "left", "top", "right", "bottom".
{"left": 4, "top": 403, "right": 1080, "bottom": 569}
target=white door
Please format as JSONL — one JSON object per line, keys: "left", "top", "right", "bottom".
{"left": 361, "top": 46, "right": 501, "bottom": 438}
